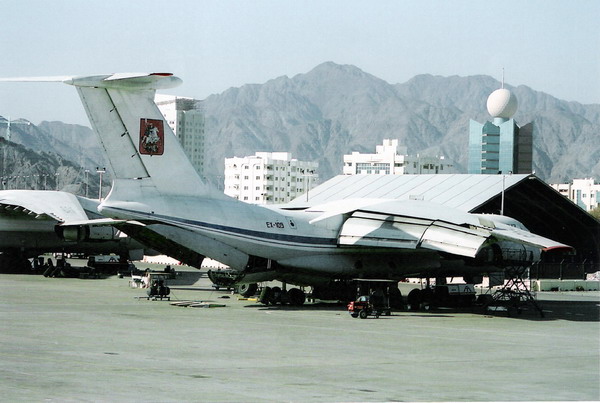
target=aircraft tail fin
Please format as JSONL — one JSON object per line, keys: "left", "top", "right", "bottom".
{"left": 64, "top": 73, "right": 226, "bottom": 199}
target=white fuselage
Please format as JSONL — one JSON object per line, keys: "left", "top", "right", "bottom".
{"left": 98, "top": 181, "right": 465, "bottom": 282}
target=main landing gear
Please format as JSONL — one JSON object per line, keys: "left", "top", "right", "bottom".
{"left": 258, "top": 285, "right": 307, "bottom": 306}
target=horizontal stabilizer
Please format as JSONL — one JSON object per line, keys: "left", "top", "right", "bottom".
{"left": 0, "top": 73, "right": 182, "bottom": 91}
{"left": 65, "top": 73, "right": 182, "bottom": 90}
{"left": 0, "top": 75, "right": 73, "bottom": 83}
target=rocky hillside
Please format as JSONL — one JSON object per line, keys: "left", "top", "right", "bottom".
{"left": 0, "top": 138, "right": 87, "bottom": 194}
{"left": 6, "top": 120, "right": 107, "bottom": 171}
{"left": 0, "top": 121, "right": 108, "bottom": 196}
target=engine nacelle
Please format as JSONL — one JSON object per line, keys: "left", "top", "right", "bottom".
{"left": 474, "top": 242, "right": 541, "bottom": 267}
{"left": 58, "top": 225, "right": 119, "bottom": 242}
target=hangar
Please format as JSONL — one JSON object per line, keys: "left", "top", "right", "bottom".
{"left": 288, "top": 174, "right": 599, "bottom": 278}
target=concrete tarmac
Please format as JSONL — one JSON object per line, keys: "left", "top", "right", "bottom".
{"left": 1, "top": 265, "right": 599, "bottom": 402}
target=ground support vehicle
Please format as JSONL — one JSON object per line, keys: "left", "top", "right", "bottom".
{"left": 87, "top": 255, "right": 129, "bottom": 275}
{"left": 207, "top": 269, "right": 237, "bottom": 291}
{"left": 347, "top": 295, "right": 391, "bottom": 319}
{"left": 347, "top": 279, "right": 396, "bottom": 319}
{"left": 407, "top": 282, "right": 476, "bottom": 310}
{"left": 143, "top": 277, "right": 171, "bottom": 300}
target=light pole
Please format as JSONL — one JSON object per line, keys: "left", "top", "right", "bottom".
{"left": 500, "top": 171, "right": 512, "bottom": 215}
{"left": 96, "top": 167, "right": 106, "bottom": 200}
{"left": 85, "top": 169, "right": 90, "bottom": 198}
{"left": 300, "top": 168, "right": 315, "bottom": 202}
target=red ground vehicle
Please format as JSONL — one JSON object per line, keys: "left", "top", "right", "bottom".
{"left": 347, "top": 294, "right": 391, "bottom": 319}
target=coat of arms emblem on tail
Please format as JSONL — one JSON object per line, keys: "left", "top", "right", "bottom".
{"left": 139, "top": 118, "right": 164, "bottom": 155}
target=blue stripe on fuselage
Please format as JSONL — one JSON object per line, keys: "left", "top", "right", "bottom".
{"left": 107, "top": 206, "right": 338, "bottom": 248}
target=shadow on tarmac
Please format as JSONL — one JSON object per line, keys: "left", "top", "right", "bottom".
{"left": 421, "top": 300, "right": 600, "bottom": 322}
{"left": 170, "top": 286, "right": 225, "bottom": 292}
{"left": 523, "top": 300, "right": 600, "bottom": 322}
{"left": 246, "top": 302, "right": 347, "bottom": 312}
{"left": 241, "top": 299, "right": 600, "bottom": 322}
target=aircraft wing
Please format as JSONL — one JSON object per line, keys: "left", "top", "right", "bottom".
{"left": 312, "top": 200, "right": 570, "bottom": 258}
{"left": 0, "top": 190, "right": 90, "bottom": 222}
{"left": 330, "top": 200, "right": 492, "bottom": 257}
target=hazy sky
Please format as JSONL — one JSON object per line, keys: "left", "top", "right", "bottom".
{"left": 1, "top": 0, "right": 598, "bottom": 126}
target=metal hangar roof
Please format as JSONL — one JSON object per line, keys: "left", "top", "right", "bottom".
{"left": 289, "top": 174, "right": 529, "bottom": 212}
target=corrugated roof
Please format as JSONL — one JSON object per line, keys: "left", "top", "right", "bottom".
{"left": 287, "top": 174, "right": 531, "bottom": 212}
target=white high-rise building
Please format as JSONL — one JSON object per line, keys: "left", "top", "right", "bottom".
{"left": 343, "top": 139, "right": 453, "bottom": 175}
{"left": 155, "top": 94, "right": 206, "bottom": 176}
{"left": 224, "top": 152, "right": 318, "bottom": 204}
{"left": 550, "top": 178, "right": 600, "bottom": 212}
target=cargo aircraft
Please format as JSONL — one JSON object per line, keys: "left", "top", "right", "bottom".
{"left": 3, "top": 73, "right": 571, "bottom": 303}
{"left": 0, "top": 189, "right": 149, "bottom": 273}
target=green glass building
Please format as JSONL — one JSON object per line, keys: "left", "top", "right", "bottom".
{"left": 468, "top": 88, "right": 533, "bottom": 174}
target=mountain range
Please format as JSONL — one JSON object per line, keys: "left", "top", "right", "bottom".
{"left": 1, "top": 62, "right": 598, "bottom": 192}
{"left": 0, "top": 121, "right": 106, "bottom": 195}
{"left": 202, "top": 62, "right": 600, "bottom": 184}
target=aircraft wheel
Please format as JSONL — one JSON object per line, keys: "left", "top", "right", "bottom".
{"left": 270, "top": 286, "right": 282, "bottom": 304}
{"left": 288, "top": 288, "right": 306, "bottom": 306}
{"left": 477, "top": 294, "right": 494, "bottom": 306}
{"left": 259, "top": 286, "right": 272, "bottom": 305}
{"left": 407, "top": 289, "right": 422, "bottom": 310}
{"left": 389, "top": 285, "right": 404, "bottom": 309}
{"left": 238, "top": 283, "right": 258, "bottom": 298}
{"left": 43, "top": 265, "right": 54, "bottom": 277}
{"left": 359, "top": 309, "right": 368, "bottom": 319}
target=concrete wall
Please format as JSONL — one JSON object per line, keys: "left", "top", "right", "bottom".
{"left": 532, "top": 279, "right": 600, "bottom": 292}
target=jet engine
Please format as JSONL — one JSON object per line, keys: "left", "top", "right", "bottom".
{"left": 57, "top": 224, "right": 119, "bottom": 242}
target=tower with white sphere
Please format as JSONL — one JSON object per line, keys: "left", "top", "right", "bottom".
{"left": 468, "top": 83, "right": 533, "bottom": 175}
